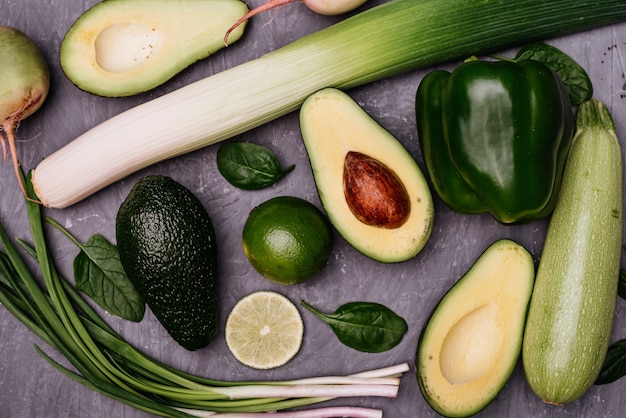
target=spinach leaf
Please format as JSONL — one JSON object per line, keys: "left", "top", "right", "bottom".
{"left": 301, "top": 300, "right": 408, "bottom": 353}
{"left": 619, "top": 269, "right": 626, "bottom": 300}
{"left": 217, "top": 142, "right": 294, "bottom": 190}
{"left": 514, "top": 42, "right": 592, "bottom": 105}
{"left": 47, "top": 218, "right": 145, "bottom": 322}
{"left": 595, "top": 339, "right": 626, "bottom": 385}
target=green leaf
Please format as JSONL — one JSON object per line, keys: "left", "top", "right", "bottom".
{"left": 514, "top": 42, "right": 592, "bottom": 105}
{"left": 595, "top": 339, "right": 626, "bottom": 385}
{"left": 73, "top": 234, "right": 145, "bottom": 322}
{"left": 46, "top": 217, "right": 145, "bottom": 322}
{"left": 619, "top": 269, "right": 626, "bottom": 300}
{"left": 216, "top": 142, "right": 294, "bottom": 190}
{"left": 301, "top": 300, "right": 408, "bottom": 353}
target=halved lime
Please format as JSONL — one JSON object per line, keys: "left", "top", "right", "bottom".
{"left": 225, "top": 291, "right": 304, "bottom": 369}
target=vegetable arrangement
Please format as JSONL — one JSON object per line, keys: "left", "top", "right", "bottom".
{"left": 2, "top": 0, "right": 626, "bottom": 417}
{"left": 0, "top": 175, "right": 409, "bottom": 417}
{"left": 29, "top": 0, "right": 626, "bottom": 208}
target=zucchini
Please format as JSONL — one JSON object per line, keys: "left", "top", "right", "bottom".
{"left": 522, "top": 99, "right": 623, "bottom": 405}
{"left": 31, "top": 0, "right": 626, "bottom": 208}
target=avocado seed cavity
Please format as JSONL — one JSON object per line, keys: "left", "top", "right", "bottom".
{"left": 95, "top": 22, "right": 162, "bottom": 73}
{"left": 343, "top": 151, "right": 411, "bottom": 229}
{"left": 439, "top": 303, "right": 503, "bottom": 385}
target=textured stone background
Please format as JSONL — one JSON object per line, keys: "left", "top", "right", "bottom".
{"left": 2, "top": 1, "right": 626, "bottom": 417}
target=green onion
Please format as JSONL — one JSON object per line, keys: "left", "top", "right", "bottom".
{"left": 0, "top": 171, "right": 408, "bottom": 417}
{"left": 31, "top": 0, "right": 626, "bottom": 208}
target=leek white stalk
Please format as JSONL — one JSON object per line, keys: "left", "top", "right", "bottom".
{"left": 31, "top": 0, "right": 626, "bottom": 208}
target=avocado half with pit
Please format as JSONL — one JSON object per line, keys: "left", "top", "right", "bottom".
{"left": 299, "top": 88, "right": 434, "bottom": 263}
{"left": 60, "top": 0, "right": 248, "bottom": 97}
{"left": 416, "top": 239, "right": 535, "bottom": 417}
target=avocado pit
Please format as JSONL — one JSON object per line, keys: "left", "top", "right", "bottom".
{"left": 343, "top": 151, "right": 410, "bottom": 229}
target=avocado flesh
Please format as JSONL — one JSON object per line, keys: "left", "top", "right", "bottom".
{"left": 60, "top": 0, "right": 248, "bottom": 97}
{"left": 116, "top": 175, "right": 219, "bottom": 351}
{"left": 416, "top": 239, "right": 535, "bottom": 417}
{"left": 299, "top": 88, "right": 434, "bottom": 263}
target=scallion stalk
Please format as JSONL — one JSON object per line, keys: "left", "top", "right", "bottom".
{"left": 183, "top": 407, "right": 384, "bottom": 417}
{"left": 31, "top": 0, "right": 626, "bottom": 208}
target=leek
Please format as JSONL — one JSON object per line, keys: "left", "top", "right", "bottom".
{"left": 31, "top": 0, "right": 626, "bottom": 208}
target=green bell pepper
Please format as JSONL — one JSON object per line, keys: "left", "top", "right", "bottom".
{"left": 416, "top": 59, "right": 574, "bottom": 224}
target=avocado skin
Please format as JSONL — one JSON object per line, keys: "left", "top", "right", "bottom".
{"left": 116, "top": 175, "right": 218, "bottom": 350}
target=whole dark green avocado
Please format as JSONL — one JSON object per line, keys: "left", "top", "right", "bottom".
{"left": 116, "top": 175, "right": 218, "bottom": 350}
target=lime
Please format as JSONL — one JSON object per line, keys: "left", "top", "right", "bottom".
{"left": 242, "top": 196, "right": 333, "bottom": 285}
{"left": 225, "top": 291, "right": 304, "bottom": 369}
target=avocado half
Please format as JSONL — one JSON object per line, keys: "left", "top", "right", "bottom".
{"left": 299, "top": 88, "right": 434, "bottom": 263}
{"left": 416, "top": 239, "right": 535, "bottom": 417}
{"left": 60, "top": 0, "right": 248, "bottom": 97}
